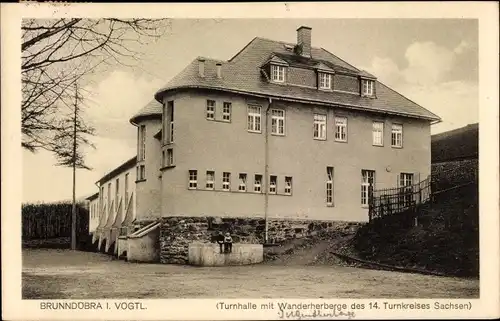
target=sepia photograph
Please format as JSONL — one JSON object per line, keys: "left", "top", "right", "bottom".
{"left": 20, "top": 17, "right": 480, "bottom": 299}
{"left": 2, "top": 2, "right": 499, "bottom": 320}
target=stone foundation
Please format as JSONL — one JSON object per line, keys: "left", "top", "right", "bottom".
{"left": 160, "top": 216, "right": 363, "bottom": 264}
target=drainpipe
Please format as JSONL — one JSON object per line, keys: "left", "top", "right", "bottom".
{"left": 264, "top": 98, "right": 272, "bottom": 244}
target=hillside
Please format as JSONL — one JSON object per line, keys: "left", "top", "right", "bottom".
{"left": 431, "top": 123, "right": 478, "bottom": 163}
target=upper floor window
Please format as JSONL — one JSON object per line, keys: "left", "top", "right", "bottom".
{"left": 206, "top": 171, "right": 215, "bottom": 190}
{"left": 115, "top": 178, "right": 120, "bottom": 204}
{"left": 206, "top": 100, "right": 215, "bottom": 120}
{"left": 124, "top": 173, "right": 129, "bottom": 204}
{"left": 313, "top": 114, "right": 327, "bottom": 140}
{"left": 391, "top": 124, "right": 403, "bottom": 148}
{"left": 163, "top": 101, "right": 174, "bottom": 145}
{"left": 271, "top": 65, "right": 285, "bottom": 83}
{"left": 271, "top": 109, "right": 285, "bottom": 136}
{"left": 138, "top": 125, "right": 146, "bottom": 161}
{"left": 137, "top": 165, "right": 145, "bottom": 181}
{"left": 247, "top": 105, "right": 261, "bottom": 133}
{"left": 319, "top": 73, "right": 332, "bottom": 90}
{"left": 223, "top": 102, "right": 232, "bottom": 122}
{"left": 362, "top": 79, "right": 375, "bottom": 96}
{"left": 334, "top": 117, "right": 347, "bottom": 142}
{"left": 188, "top": 170, "right": 197, "bottom": 189}
{"left": 166, "top": 148, "right": 174, "bottom": 166}
{"left": 372, "top": 121, "right": 384, "bottom": 146}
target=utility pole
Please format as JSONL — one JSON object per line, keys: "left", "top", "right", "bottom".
{"left": 71, "top": 83, "right": 78, "bottom": 251}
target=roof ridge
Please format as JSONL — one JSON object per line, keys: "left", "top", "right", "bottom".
{"left": 320, "top": 47, "right": 360, "bottom": 72}
{"left": 228, "top": 37, "right": 259, "bottom": 62}
{"left": 377, "top": 80, "right": 441, "bottom": 121}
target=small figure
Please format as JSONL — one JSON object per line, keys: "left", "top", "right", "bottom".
{"left": 215, "top": 231, "right": 224, "bottom": 254}
{"left": 223, "top": 232, "right": 233, "bottom": 254}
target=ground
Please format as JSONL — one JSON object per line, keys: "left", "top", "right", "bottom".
{"left": 22, "top": 249, "right": 479, "bottom": 299}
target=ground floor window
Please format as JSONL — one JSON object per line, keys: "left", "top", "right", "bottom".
{"left": 326, "top": 167, "right": 334, "bottom": 206}
{"left": 206, "top": 171, "right": 215, "bottom": 190}
{"left": 361, "top": 169, "right": 375, "bottom": 207}
{"left": 239, "top": 173, "right": 247, "bottom": 192}
{"left": 222, "top": 172, "right": 230, "bottom": 191}
{"left": 188, "top": 170, "right": 197, "bottom": 189}
{"left": 254, "top": 174, "right": 262, "bottom": 192}
{"left": 269, "top": 175, "right": 277, "bottom": 194}
{"left": 284, "top": 176, "right": 292, "bottom": 195}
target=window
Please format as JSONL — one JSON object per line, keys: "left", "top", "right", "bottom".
{"left": 222, "top": 172, "right": 230, "bottom": 191}
{"left": 124, "top": 173, "right": 129, "bottom": 204}
{"left": 313, "top": 114, "right": 327, "bottom": 140}
{"left": 137, "top": 165, "right": 146, "bottom": 181}
{"left": 254, "top": 174, "right": 262, "bottom": 192}
{"left": 138, "top": 125, "right": 146, "bottom": 161}
{"left": 334, "top": 117, "right": 347, "bottom": 142}
{"left": 188, "top": 170, "right": 197, "bottom": 189}
{"left": 107, "top": 183, "right": 111, "bottom": 209}
{"left": 169, "top": 101, "right": 174, "bottom": 143}
{"left": 271, "top": 109, "right": 285, "bottom": 135}
{"left": 400, "top": 173, "right": 414, "bottom": 207}
{"left": 247, "top": 105, "right": 261, "bottom": 132}
{"left": 271, "top": 64, "right": 285, "bottom": 83}
{"left": 373, "top": 122, "right": 384, "bottom": 146}
{"left": 361, "top": 170, "right": 375, "bottom": 207}
{"left": 319, "top": 73, "right": 332, "bottom": 90}
{"left": 362, "top": 79, "right": 374, "bottom": 96}
{"left": 284, "top": 176, "right": 292, "bottom": 195}
{"left": 115, "top": 178, "right": 120, "bottom": 205}
{"left": 269, "top": 175, "right": 277, "bottom": 194}
{"left": 326, "top": 167, "right": 334, "bottom": 206}
{"left": 400, "top": 173, "right": 414, "bottom": 187}
{"left": 167, "top": 148, "right": 174, "bottom": 166}
{"left": 163, "top": 101, "right": 174, "bottom": 144}
{"left": 206, "top": 100, "right": 215, "bottom": 120}
{"left": 391, "top": 124, "right": 403, "bottom": 148}
{"left": 223, "top": 102, "right": 231, "bottom": 122}
{"left": 206, "top": 171, "right": 215, "bottom": 190}
{"left": 238, "top": 173, "right": 247, "bottom": 192}
{"left": 162, "top": 150, "right": 165, "bottom": 167}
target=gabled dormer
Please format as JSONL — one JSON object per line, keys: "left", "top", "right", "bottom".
{"left": 359, "top": 73, "right": 377, "bottom": 98}
{"left": 315, "top": 62, "right": 335, "bottom": 91}
{"left": 261, "top": 54, "right": 289, "bottom": 84}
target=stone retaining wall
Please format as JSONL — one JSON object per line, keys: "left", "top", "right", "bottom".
{"left": 159, "top": 216, "right": 363, "bottom": 264}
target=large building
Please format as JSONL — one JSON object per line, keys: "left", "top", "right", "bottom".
{"left": 92, "top": 26, "right": 440, "bottom": 259}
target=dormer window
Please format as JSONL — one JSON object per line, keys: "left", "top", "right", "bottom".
{"left": 361, "top": 79, "right": 375, "bottom": 96}
{"left": 271, "top": 65, "right": 285, "bottom": 83}
{"left": 319, "top": 72, "right": 332, "bottom": 90}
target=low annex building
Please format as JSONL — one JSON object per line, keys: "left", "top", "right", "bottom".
{"left": 90, "top": 26, "right": 441, "bottom": 263}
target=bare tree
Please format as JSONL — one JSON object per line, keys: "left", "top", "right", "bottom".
{"left": 21, "top": 18, "right": 169, "bottom": 165}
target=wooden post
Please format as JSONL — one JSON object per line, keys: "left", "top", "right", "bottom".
{"left": 71, "top": 83, "right": 78, "bottom": 251}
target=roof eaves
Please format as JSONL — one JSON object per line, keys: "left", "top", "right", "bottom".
{"left": 157, "top": 84, "right": 440, "bottom": 121}
{"left": 377, "top": 80, "right": 441, "bottom": 122}
{"left": 98, "top": 156, "right": 137, "bottom": 185}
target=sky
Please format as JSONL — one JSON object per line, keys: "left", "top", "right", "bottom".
{"left": 22, "top": 18, "right": 479, "bottom": 203}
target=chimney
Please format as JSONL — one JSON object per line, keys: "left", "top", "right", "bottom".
{"left": 296, "top": 26, "right": 312, "bottom": 58}
{"left": 216, "top": 63, "right": 222, "bottom": 78}
{"left": 198, "top": 58, "right": 205, "bottom": 77}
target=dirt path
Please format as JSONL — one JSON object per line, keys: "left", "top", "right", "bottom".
{"left": 22, "top": 249, "right": 479, "bottom": 299}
